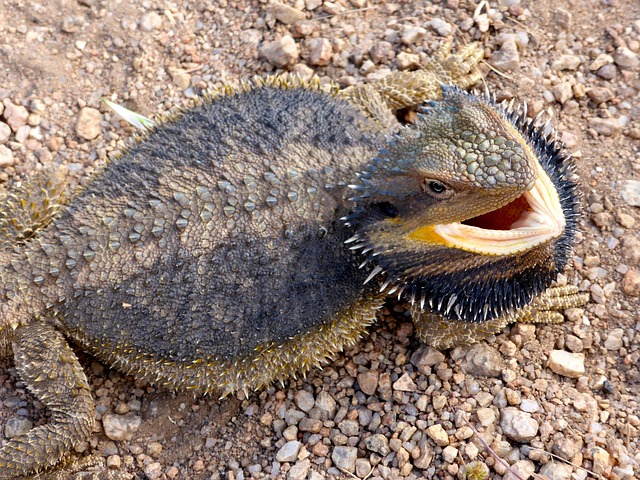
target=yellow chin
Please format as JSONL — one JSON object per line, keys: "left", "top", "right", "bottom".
{"left": 407, "top": 163, "right": 565, "bottom": 255}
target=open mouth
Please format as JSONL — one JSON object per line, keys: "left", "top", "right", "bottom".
{"left": 409, "top": 162, "right": 565, "bottom": 255}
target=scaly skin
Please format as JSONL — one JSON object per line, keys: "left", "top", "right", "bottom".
{"left": 0, "top": 43, "right": 586, "bottom": 478}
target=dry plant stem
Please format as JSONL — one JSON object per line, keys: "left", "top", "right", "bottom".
{"left": 315, "top": 6, "right": 379, "bottom": 20}
{"left": 504, "top": 15, "right": 541, "bottom": 37}
{"left": 453, "top": 407, "right": 527, "bottom": 480}
{"left": 525, "top": 447, "right": 605, "bottom": 480}
{"left": 457, "top": 407, "right": 607, "bottom": 480}
{"left": 482, "top": 60, "right": 516, "bottom": 80}
{"left": 339, "top": 466, "right": 375, "bottom": 479}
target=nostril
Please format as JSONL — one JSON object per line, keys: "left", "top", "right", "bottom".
{"left": 376, "top": 202, "right": 399, "bottom": 218}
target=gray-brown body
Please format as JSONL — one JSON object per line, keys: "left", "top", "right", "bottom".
{"left": 7, "top": 87, "right": 380, "bottom": 366}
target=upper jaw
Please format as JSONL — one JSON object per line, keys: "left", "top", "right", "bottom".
{"left": 409, "top": 161, "right": 565, "bottom": 255}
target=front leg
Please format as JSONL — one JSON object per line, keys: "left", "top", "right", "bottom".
{"left": 412, "top": 285, "right": 589, "bottom": 350}
{"left": 338, "top": 42, "right": 484, "bottom": 131}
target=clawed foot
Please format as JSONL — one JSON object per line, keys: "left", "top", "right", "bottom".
{"left": 430, "top": 41, "right": 485, "bottom": 89}
{"left": 26, "top": 454, "right": 131, "bottom": 480}
{"left": 519, "top": 285, "right": 589, "bottom": 324}
{"left": 413, "top": 284, "right": 589, "bottom": 350}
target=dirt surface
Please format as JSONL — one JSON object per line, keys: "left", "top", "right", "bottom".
{"left": 0, "top": 0, "right": 639, "bottom": 479}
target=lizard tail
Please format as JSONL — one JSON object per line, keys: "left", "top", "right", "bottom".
{"left": 0, "top": 170, "right": 69, "bottom": 357}
{"left": 0, "top": 168, "right": 69, "bottom": 252}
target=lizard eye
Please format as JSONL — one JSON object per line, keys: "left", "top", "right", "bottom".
{"left": 429, "top": 181, "right": 445, "bottom": 193}
{"left": 423, "top": 179, "right": 452, "bottom": 198}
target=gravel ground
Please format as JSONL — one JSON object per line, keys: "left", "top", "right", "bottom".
{"left": 0, "top": 0, "right": 639, "bottom": 479}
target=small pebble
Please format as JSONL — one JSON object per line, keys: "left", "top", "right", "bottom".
{"left": 552, "top": 437, "right": 582, "bottom": 461}
{"left": 618, "top": 180, "right": 640, "bottom": 207}
{"left": 298, "top": 417, "right": 322, "bottom": 433}
{"left": 0, "top": 122, "right": 11, "bottom": 144}
{"left": 476, "top": 407, "right": 496, "bottom": 427}
{"left": 620, "top": 236, "right": 640, "bottom": 265}
{"left": 500, "top": 407, "right": 539, "bottom": 442}
{"left": 287, "top": 459, "right": 310, "bottom": 480}
{"left": 460, "top": 343, "right": 503, "bottom": 377}
{"left": 276, "top": 440, "right": 302, "bottom": 463}
{"left": 102, "top": 413, "right": 141, "bottom": 441}
{"left": 355, "top": 458, "right": 371, "bottom": 478}
{"left": 616, "top": 212, "right": 635, "bottom": 229}
{"left": 441, "top": 445, "right": 458, "bottom": 463}
{"left": 269, "top": 4, "right": 305, "bottom": 25}
{"left": 144, "top": 462, "right": 163, "bottom": 480}
{"left": 539, "top": 462, "right": 573, "bottom": 480}
{"left": 282, "top": 425, "right": 298, "bottom": 441}
{"left": 401, "top": 26, "right": 427, "bottom": 45}
{"left": 611, "top": 465, "right": 636, "bottom": 480}
{"left": 356, "top": 370, "right": 378, "bottom": 395}
{"left": 392, "top": 372, "right": 416, "bottom": 392}
{"left": 260, "top": 35, "right": 300, "bottom": 68}
{"left": 592, "top": 447, "right": 612, "bottom": 475}
{"left": 4, "top": 417, "right": 33, "bottom": 438}
{"left": 604, "top": 328, "right": 624, "bottom": 350}
{"left": 589, "top": 53, "right": 614, "bottom": 71}
{"left": 504, "top": 460, "right": 535, "bottom": 480}
{"left": 0, "top": 145, "right": 14, "bottom": 167}
{"left": 2, "top": 100, "right": 28, "bottom": 131}
{"left": 551, "top": 54, "right": 581, "bottom": 71}
{"left": 565, "top": 335, "right": 584, "bottom": 353}
{"left": 167, "top": 67, "right": 191, "bottom": 90}
{"left": 61, "top": 15, "right": 85, "bottom": 33}
{"left": 520, "top": 399, "right": 539, "bottom": 413}
{"left": 426, "top": 424, "right": 449, "bottom": 446}
{"left": 284, "top": 408, "right": 305, "bottom": 425}
{"left": 321, "top": 1, "right": 343, "bottom": 15}
{"left": 551, "top": 82, "right": 573, "bottom": 104}
{"left": 587, "top": 87, "right": 614, "bottom": 104}
{"left": 613, "top": 46, "right": 639, "bottom": 69}
{"left": 294, "top": 390, "right": 315, "bottom": 412}
{"left": 331, "top": 446, "right": 357, "bottom": 473}
{"left": 414, "top": 438, "right": 434, "bottom": 469}
{"left": 140, "top": 12, "right": 162, "bottom": 32}
{"left": 338, "top": 419, "right": 359, "bottom": 436}
{"left": 621, "top": 269, "right": 640, "bottom": 296}
{"left": 364, "top": 433, "right": 390, "bottom": 455}
{"left": 312, "top": 391, "right": 336, "bottom": 420}
{"left": 588, "top": 117, "right": 625, "bottom": 136}
{"left": 596, "top": 64, "right": 617, "bottom": 79}
{"left": 76, "top": 107, "right": 102, "bottom": 140}
{"left": 369, "top": 41, "right": 393, "bottom": 64}
{"left": 491, "top": 36, "right": 520, "bottom": 71}
{"left": 547, "top": 350, "right": 585, "bottom": 378}
{"left": 306, "top": 38, "right": 332, "bottom": 66}
{"left": 410, "top": 345, "right": 445, "bottom": 373}
{"left": 396, "top": 52, "right": 421, "bottom": 70}
{"left": 147, "top": 442, "right": 162, "bottom": 457}
{"left": 427, "top": 18, "right": 452, "bottom": 36}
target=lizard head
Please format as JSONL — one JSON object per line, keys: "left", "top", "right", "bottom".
{"left": 345, "top": 86, "right": 579, "bottom": 323}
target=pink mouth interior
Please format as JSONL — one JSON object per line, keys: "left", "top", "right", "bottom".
{"left": 462, "top": 195, "right": 533, "bottom": 231}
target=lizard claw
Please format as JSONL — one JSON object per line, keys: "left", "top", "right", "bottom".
{"left": 432, "top": 42, "right": 484, "bottom": 90}
{"left": 522, "top": 285, "right": 589, "bottom": 323}
{"left": 25, "top": 453, "right": 132, "bottom": 480}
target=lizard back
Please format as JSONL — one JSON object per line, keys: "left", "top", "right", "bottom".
{"left": 7, "top": 86, "right": 387, "bottom": 366}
